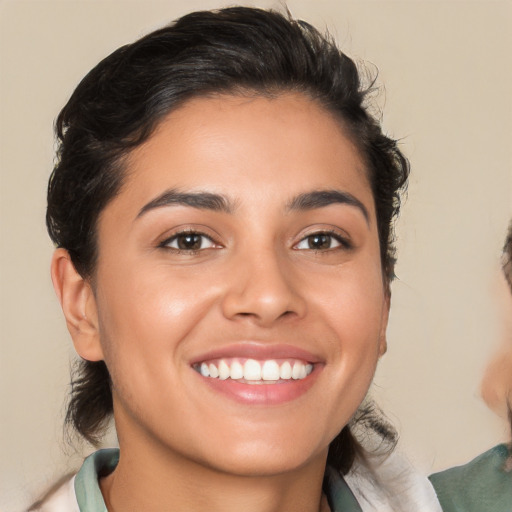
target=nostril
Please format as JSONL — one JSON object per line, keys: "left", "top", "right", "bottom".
{"left": 236, "top": 310, "right": 294, "bottom": 320}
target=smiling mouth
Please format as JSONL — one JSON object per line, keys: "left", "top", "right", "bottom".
{"left": 193, "top": 358, "right": 314, "bottom": 383}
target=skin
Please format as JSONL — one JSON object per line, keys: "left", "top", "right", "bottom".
{"left": 52, "top": 92, "right": 389, "bottom": 512}
{"left": 481, "top": 270, "right": 512, "bottom": 420}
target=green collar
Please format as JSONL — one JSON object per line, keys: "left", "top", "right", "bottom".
{"left": 74, "top": 449, "right": 118, "bottom": 512}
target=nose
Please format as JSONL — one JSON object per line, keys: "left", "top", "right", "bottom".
{"left": 221, "top": 248, "right": 306, "bottom": 326}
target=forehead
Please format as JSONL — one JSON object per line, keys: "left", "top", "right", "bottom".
{"left": 112, "top": 92, "right": 374, "bottom": 218}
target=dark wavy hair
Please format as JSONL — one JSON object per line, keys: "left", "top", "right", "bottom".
{"left": 47, "top": 7, "right": 408, "bottom": 474}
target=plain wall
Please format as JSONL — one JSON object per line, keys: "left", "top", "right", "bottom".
{"left": 1, "top": 0, "right": 511, "bottom": 510}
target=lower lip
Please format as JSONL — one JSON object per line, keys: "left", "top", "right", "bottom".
{"left": 195, "top": 367, "right": 321, "bottom": 406}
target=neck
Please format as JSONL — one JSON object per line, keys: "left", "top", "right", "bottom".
{"left": 100, "top": 430, "right": 329, "bottom": 512}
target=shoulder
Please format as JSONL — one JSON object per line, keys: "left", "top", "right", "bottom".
{"left": 429, "top": 444, "right": 512, "bottom": 512}
{"left": 29, "top": 448, "right": 119, "bottom": 512}
{"left": 29, "top": 476, "right": 79, "bottom": 512}
{"left": 344, "top": 451, "right": 442, "bottom": 512}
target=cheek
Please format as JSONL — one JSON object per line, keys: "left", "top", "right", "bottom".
{"left": 94, "top": 266, "right": 220, "bottom": 380}
{"left": 315, "top": 261, "right": 386, "bottom": 341}
{"left": 310, "top": 261, "right": 387, "bottom": 396}
{"left": 481, "top": 274, "right": 512, "bottom": 417}
{"left": 481, "top": 348, "right": 512, "bottom": 417}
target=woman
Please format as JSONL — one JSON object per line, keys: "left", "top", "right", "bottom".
{"left": 33, "top": 7, "right": 440, "bottom": 511}
{"left": 430, "top": 223, "right": 512, "bottom": 511}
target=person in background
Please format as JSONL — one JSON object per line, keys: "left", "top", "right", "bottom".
{"left": 430, "top": 222, "right": 512, "bottom": 511}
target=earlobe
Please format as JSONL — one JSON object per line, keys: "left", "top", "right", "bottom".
{"left": 378, "top": 334, "right": 388, "bottom": 357}
{"left": 378, "top": 294, "right": 390, "bottom": 357}
{"left": 51, "top": 248, "right": 104, "bottom": 362}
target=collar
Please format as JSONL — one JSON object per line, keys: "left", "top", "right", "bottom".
{"left": 74, "top": 449, "right": 118, "bottom": 512}
{"left": 75, "top": 449, "right": 361, "bottom": 511}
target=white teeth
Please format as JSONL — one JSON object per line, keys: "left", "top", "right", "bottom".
{"left": 230, "top": 360, "right": 244, "bottom": 380}
{"left": 244, "top": 359, "right": 262, "bottom": 381}
{"left": 197, "top": 358, "right": 313, "bottom": 383}
{"left": 218, "top": 360, "right": 230, "bottom": 380}
{"left": 200, "top": 362, "right": 210, "bottom": 377}
{"left": 262, "top": 360, "right": 280, "bottom": 381}
{"left": 292, "top": 361, "right": 303, "bottom": 380}
{"left": 280, "top": 361, "right": 292, "bottom": 380}
{"left": 208, "top": 363, "right": 219, "bottom": 378}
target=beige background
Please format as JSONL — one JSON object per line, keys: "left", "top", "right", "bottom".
{"left": 1, "top": 0, "right": 511, "bottom": 510}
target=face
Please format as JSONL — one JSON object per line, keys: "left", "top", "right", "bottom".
{"left": 81, "top": 93, "right": 388, "bottom": 476}
{"left": 481, "top": 270, "right": 512, "bottom": 419}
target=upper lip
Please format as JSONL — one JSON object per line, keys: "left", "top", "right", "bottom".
{"left": 189, "top": 343, "right": 324, "bottom": 366}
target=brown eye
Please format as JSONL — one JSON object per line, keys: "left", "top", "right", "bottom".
{"left": 295, "top": 232, "right": 348, "bottom": 251}
{"left": 163, "top": 232, "right": 216, "bottom": 252}
{"left": 177, "top": 233, "right": 203, "bottom": 250}
{"left": 307, "top": 234, "right": 332, "bottom": 250}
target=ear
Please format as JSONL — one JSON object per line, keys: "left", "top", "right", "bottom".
{"left": 378, "top": 294, "right": 390, "bottom": 357}
{"left": 51, "top": 248, "right": 104, "bottom": 361}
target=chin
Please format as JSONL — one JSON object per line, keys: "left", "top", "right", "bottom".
{"left": 203, "top": 449, "right": 325, "bottom": 478}
{"left": 193, "top": 431, "right": 330, "bottom": 477}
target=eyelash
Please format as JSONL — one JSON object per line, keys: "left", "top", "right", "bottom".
{"left": 159, "top": 230, "right": 219, "bottom": 254}
{"left": 294, "top": 230, "right": 352, "bottom": 252}
{"left": 158, "top": 228, "right": 352, "bottom": 255}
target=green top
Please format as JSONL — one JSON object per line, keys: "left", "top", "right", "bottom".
{"left": 429, "top": 444, "right": 512, "bottom": 512}
{"left": 74, "top": 448, "right": 362, "bottom": 511}
{"left": 74, "top": 449, "right": 118, "bottom": 512}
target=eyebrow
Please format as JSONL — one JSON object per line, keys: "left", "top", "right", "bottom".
{"left": 137, "top": 187, "right": 369, "bottom": 223}
{"left": 137, "top": 189, "right": 234, "bottom": 218}
{"left": 287, "top": 190, "right": 369, "bottom": 223}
